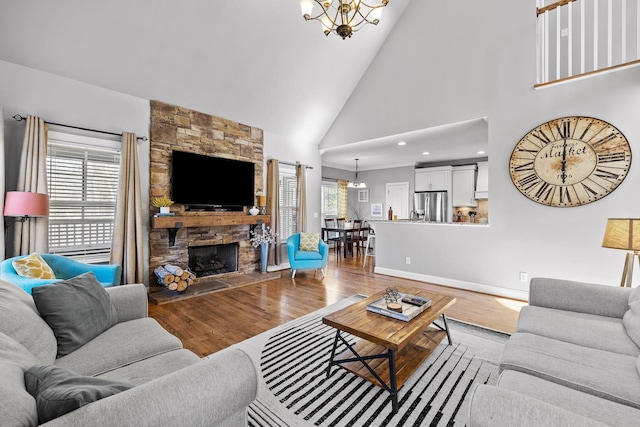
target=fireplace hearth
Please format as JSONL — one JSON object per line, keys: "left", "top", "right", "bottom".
{"left": 188, "top": 243, "right": 239, "bottom": 277}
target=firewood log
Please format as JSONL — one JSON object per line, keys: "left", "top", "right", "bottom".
{"left": 176, "top": 280, "right": 188, "bottom": 292}
{"left": 167, "top": 281, "right": 178, "bottom": 291}
{"left": 154, "top": 266, "right": 175, "bottom": 285}
{"left": 180, "top": 271, "right": 191, "bottom": 280}
{"left": 163, "top": 264, "right": 184, "bottom": 277}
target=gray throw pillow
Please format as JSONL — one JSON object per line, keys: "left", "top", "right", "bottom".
{"left": 31, "top": 272, "right": 118, "bottom": 357}
{"left": 24, "top": 364, "right": 131, "bottom": 423}
{"left": 623, "top": 285, "right": 640, "bottom": 349}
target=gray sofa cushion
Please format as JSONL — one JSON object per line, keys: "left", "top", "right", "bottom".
{"left": 31, "top": 272, "right": 118, "bottom": 357}
{"left": 497, "top": 370, "right": 640, "bottom": 426}
{"left": 517, "top": 305, "right": 640, "bottom": 357}
{"left": 24, "top": 364, "right": 132, "bottom": 423}
{"left": 0, "top": 359, "right": 38, "bottom": 427}
{"left": 96, "top": 349, "right": 199, "bottom": 386}
{"left": 55, "top": 318, "right": 183, "bottom": 377}
{"left": 0, "top": 279, "right": 57, "bottom": 365}
{"left": 623, "top": 285, "right": 640, "bottom": 349}
{"left": 500, "top": 332, "right": 640, "bottom": 408}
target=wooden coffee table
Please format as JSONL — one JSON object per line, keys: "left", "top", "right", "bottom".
{"left": 322, "top": 287, "right": 456, "bottom": 414}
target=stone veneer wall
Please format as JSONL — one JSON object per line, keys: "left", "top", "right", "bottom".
{"left": 149, "top": 100, "right": 264, "bottom": 287}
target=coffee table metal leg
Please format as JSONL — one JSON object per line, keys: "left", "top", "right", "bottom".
{"left": 441, "top": 313, "right": 453, "bottom": 345}
{"left": 326, "top": 330, "right": 340, "bottom": 377}
{"left": 388, "top": 349, "right": 399, "bottom": 414}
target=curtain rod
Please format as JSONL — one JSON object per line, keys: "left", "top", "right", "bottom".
{"left": 12, "top": 114, "right": 148, "bottom": 142}
{"left": 268, "top": 158, "right": 313, "bottom": 170}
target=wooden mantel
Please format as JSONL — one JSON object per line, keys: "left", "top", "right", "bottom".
{"left": 152, "top": 212, "right": 270, "bottom": 246}
{"left": 152, "top": 213, "right": 270, "bottom": 229}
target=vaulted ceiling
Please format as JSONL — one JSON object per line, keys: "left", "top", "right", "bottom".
{"left": 0, "top": 1, "right": 410, "bottom": 148}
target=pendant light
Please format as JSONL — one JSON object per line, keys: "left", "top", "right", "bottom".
{"left": 347, "top": 158, "right": 366, "bottom": 188}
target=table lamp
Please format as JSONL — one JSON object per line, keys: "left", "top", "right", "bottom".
{"left": 602, "top": 218, "right": 640, "bottom": 287}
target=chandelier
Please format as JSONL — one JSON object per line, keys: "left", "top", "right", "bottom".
{"left": 347, "top": 158, "right": 367, "bottom": 188}
{"left": 299, "top": 0, "right": 389, "bottom": 40}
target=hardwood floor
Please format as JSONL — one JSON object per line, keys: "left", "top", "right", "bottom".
{"left": 148, "top": 253, "right": 527, "bottom": 357}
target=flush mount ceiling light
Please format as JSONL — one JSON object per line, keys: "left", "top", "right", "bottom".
{"left": 300, "top": 0, "right": 389, "bottom": 40}
{"left": 397, "top": 141, "right": 406, "bottom": 146}
{"left": 347, "top": 158, "right": 367, "bottom": 188}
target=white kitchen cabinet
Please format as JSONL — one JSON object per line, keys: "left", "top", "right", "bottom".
{"left": 414, "top": 167, "right": 452, "bottom": 192}
{"left": 475, "top": 161, "right": 488, "bottom": 199}
{"left": 452, "top": 165, "right": 477, "bottom": 207}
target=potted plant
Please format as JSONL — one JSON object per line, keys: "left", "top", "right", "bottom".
{"left": 250, "top": 225, "right": 277, "bottom": 273}
{"left": 152, "top": 196, "right": 174, "bottom": 214}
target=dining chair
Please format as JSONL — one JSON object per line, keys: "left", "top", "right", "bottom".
{"left": 351, "top": 220, "right": 365, "bottom": 256}
{"left": 363, "top": 221, "right": 376, "bottom": 268}
{"left": 324, "top": 218, "right": 342, "bottom": 257}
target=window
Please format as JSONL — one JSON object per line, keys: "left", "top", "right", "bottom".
{"left": 46, "top": 132, "right": 120, "bottom": 263}
{"left": 278, "top": 164, "right": 297, "bottom": 241}
{"left": 321, "top": 181, "right": 338, "bottom": 217}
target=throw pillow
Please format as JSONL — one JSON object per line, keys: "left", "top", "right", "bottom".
{"left": 624, "top": 286, "right": 640, "bottom": 350}
{"left": 24, "top": 364, "right": 132, "bottom": 423}
{"left": 12, "top": 253, "right": 56, "bottom": 280}
{"left": 299, "top": 232, "right": 320, "bottom": 252}
{"left": 31, "top": 272, "right": 118, "bottom": 357}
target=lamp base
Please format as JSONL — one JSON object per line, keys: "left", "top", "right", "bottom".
{"left": 620, "top": 251, "right": 640, "bottom": 287}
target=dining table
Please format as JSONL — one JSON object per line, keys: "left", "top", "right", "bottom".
{"left": 321, "top": 223, "right": 370, "bottom": 258}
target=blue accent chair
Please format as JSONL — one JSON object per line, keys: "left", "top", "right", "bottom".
{"left": 0, "top": 254, "right": 122, "bottom": 294}
{"left": 286, "top": 233, "right": 329, "bottom": 278}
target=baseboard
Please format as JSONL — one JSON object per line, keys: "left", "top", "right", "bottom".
{"left": 267, "top": 262, "right": 291, "bottom": 272}
{"left": 374, "top": 267, "right": 529, "bottom": 301}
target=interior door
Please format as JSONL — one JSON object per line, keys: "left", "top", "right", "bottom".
{"left": 385, "top": 182, "right": 410, "bottom": 219}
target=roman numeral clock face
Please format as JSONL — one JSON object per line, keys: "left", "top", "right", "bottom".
{"left": 510, "top": 117, "right": 631, "bottom": 207}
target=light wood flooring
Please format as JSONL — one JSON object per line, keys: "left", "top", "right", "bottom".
{"left": 148, "top": 252, "right": 527, "bottom": 357}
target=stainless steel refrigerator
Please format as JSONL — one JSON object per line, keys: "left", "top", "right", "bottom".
{"left": 414, "top": 191, "right": 448, "bottom": 222}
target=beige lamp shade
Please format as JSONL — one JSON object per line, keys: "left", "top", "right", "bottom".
{"left": 602, "top": 218, "right": 640, "bottom": 251}
{"left": 3, "top": 191, "right": 49, "bottom": 217}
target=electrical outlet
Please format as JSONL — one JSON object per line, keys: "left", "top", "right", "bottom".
{"left": 519, "top": 272, "right": 528, "bottom": 282}
{"left": 405, "top": 257, "right": 411, "bottom": 265}
{"left": 561, "top": 28, "right": 568, "bottom": 37}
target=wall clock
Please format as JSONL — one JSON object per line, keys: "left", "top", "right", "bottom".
{"left": 509, "top": 116, "right": 631, "bottom": 207}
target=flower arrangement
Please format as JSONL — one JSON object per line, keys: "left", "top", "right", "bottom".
{"left": 250, "top": 225, "right": 277, "bottom": 248}
{"left": 152, "top": 196, "right": 174, "bottom": 208}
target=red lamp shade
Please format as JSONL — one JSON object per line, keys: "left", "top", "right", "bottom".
{"left": 4, "top": 191, "right": 49, "bottom": 217}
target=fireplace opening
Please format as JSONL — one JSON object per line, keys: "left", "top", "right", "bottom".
{"left": 188, "top": 243, "right": 239, "bottom": 277}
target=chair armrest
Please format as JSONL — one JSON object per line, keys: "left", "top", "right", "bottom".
{"left": 42, "top": 349, "right": 258, "bottom": 427}
{"left": 105, "top": 284, "right": 148, "bottom": 322}
{"left": 529, "top": 277, "right": 631, "bottom": 318}
{"left": 59, "top": 259, "right": 122, "bottom": 286}
{"left": 468, "top": 385, "right": 608, "bottom": 427}
{"left": 318, "top": 239, "right": 329, "bottom": 258}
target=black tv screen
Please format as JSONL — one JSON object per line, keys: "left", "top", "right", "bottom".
{"left": 171, "top": 151, "right": 255, "bottom": 210}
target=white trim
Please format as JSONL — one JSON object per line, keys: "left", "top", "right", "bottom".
{"left": 374, "top": 267, "right": 530, "bottom": 301}
{"left": 48, "top": 130, "right": 121, "bottom": 151}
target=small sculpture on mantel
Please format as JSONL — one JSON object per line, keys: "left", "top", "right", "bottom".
{"left": 383, "top": 287, "right": 403, "bottom": 313}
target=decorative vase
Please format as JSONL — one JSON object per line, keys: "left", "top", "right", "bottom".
{"left": 160, "top": 206, "right": 170, "bottom": 214}
{"left": 260, "top": 242, "right": 269, "bottom": 273}
{"left": 249, "top": 206, "right": 259, "bottom": 216}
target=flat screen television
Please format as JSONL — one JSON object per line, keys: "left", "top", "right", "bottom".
{"left": 171, "top": 150, "right": 255, "bottom": 211}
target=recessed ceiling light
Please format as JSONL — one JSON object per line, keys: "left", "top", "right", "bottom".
{"left": 422, "top": 151, "right": 430, "bottom": 155}
{"left": 398, "top": 141, "right": 406, "bottom": 146}
{"left": 477, "top": 150, "right": 485, "bottom": 154}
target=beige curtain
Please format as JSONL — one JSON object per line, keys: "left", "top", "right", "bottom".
{"left": 14, "top": 115, "right": 49, "bottom": 256}
{"left": 110, "top": 132, "right": 144, "bottom": 284}
{"left": 266, "top": 159, "right": 280, "bottom": 265}
{"left": 337, "top": 179, "right": 348, "bottom": 219}
{"left": 296, "top": 164, "right": 307, "bottom": 233}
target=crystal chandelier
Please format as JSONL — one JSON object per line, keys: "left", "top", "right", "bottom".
{"left": 299, "top": 0, "right": 389, "bottom": 40}
{"left": 347, "top": 159, "right": 366, "bottom": 188}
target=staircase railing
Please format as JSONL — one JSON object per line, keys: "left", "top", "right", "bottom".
{"left": 536, "top": 0, "right": 640, "bottom": 88}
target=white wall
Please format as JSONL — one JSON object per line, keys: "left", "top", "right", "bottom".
{"left": 320, "top": 0, "right": 640, "bottom": 295}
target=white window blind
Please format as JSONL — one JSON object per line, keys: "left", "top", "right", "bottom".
{"left": 46, "top": 133, "right": 120, "bottom": 263}
{"left": 278, "top": 165, "right": 297, "bottom": 241}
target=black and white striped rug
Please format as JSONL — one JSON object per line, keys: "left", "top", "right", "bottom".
{"left": 231, "top": 295, "right": 509, "bottom": 427}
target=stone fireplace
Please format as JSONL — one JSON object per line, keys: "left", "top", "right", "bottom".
{"left": 189, "top": 243, "right": 238, "bottom": 277}
{"left": 148, "top": 100, "right": 265, "bottom": 288}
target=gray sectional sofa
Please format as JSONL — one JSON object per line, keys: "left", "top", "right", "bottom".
{"left": 0, "top": 279, "right": 258, "bottom": 426}
{"left": 469, "top": 277, "right": 640, "bottom": 426}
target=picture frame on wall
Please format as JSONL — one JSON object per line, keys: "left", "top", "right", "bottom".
{"left": 371, "top": 203, "right": 383, "bottom": 217}
{"left": 358, "top": 189, "right": 369, "bottom": 203}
